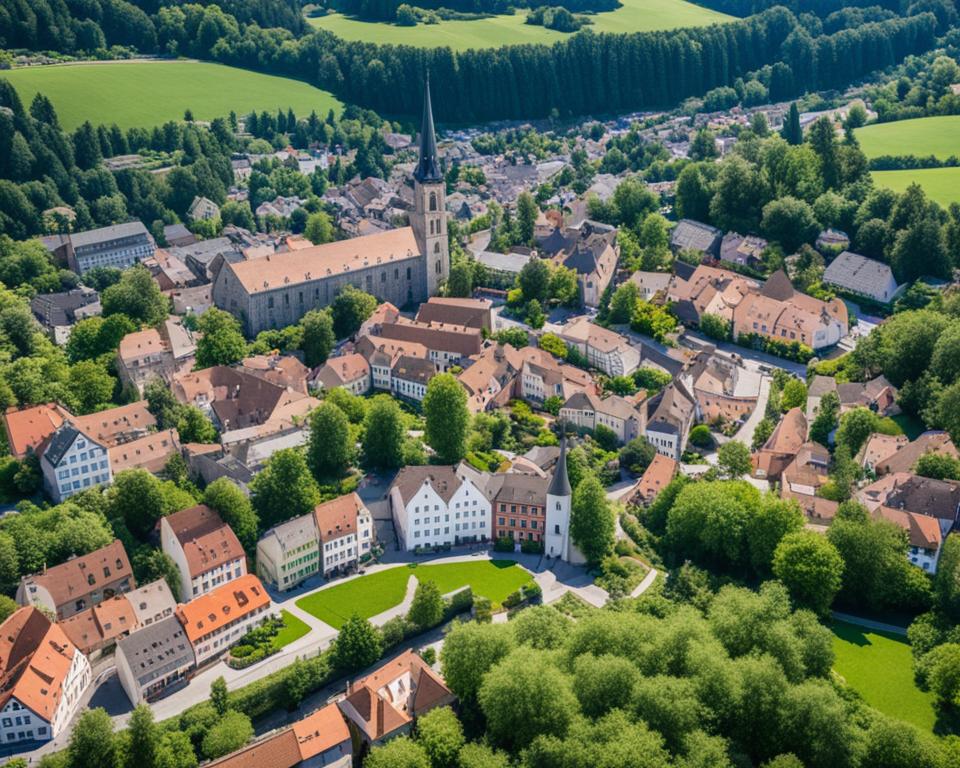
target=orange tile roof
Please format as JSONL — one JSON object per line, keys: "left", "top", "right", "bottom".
{"left": 175, "top": 574, "right": 270, "bottom": 644}
{"left": 22, "top": 540, "right": 134, "bottom": 615}
{"left": 72, "top": 401, "right": 156, "bottom": 447}
{"left": 293, "top": 702, "right": 351, "bottom": 760}
{"left": 635, "top": 454, "right": 678, "bottom": 501}
{"left": 60, "top": 594, "right": 138, "bottom": 654}
{"left": 225, "top": 228, "right": 421, "bottom": 294}
{"left": 3, "top": 403, "right": 71, "bottom": 459}
{"left": 314, "top": 493, "right": 364, "bottom": 543}
{"left": 108, "top": 428, "right": 179, "bottom": 474}
{"left": 0, "top": 607, "right": 81, "bottom": 722}
{"left": 206, "top": 728, "right": 301, "bottom": 768}
{"left": 162, "top": 504, "right": 245, "bottom": 579}
{"left": 875, "top": 505, "right": 942, "bottom": 550}
{"left": 118, "top": 328, "right": 166, "bottom": 363}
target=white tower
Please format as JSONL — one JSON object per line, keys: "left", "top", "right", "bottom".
{"left": 545, "top": 434, "right": 573, "bottom": 561}
{"left": 411, "top": 75, "right": 448, "bottom": 297}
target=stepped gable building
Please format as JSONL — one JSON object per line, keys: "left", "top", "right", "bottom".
{"left": 212, "top": 78, "right": 449, "bottom": 335}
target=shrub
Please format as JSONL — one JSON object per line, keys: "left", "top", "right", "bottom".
{"left": 521, "top": 538, "right": 544, "bottom": 554}
{"left": 494, "top": 537, "right": 515, "bottom": 553}
{"left": 689, "top": 424, "right": 712, "bottom": 448}
{"left": 473, "top": 596, "right": 493, "bottom": 623}
{"left": 420, "top": 646, "right": 437, "bottom": 665}
{"left": 445, "top": 586, "right": 475, "bottom": 619}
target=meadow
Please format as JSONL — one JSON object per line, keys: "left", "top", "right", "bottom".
{"left": 871, "top": 167, "right": 960, "bottom": 208}
{"left": 831, "top": 620, "right": 937, "bottom": 731}
{"left": 2, "top": 60, "right": 342, "bottom": 130}
{"left": 295, "top": 560, "right": 533, "bottom": 628}
{"left": 307, "top": 0, "right": 733, "bottom": 51}
{"left": 855, "top": 116, "right": 960, "bottom": 160}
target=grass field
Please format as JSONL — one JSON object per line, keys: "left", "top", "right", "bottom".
{"left": 871, "top": 167, "right": 960, "bottom": 208}
{"left": 273, "top": 610, "right": 312, "bottom": 649}
{"left": 2, "top": 60, "right": 342, "bottom": 131}
{"left": 295, "top": 560, "right": 533, "bottom": 628}
{"left": 831, "top": 620, "right": 937, "bottom": 731}
{"left": 855, "top": 116, "right": 960, "bottom": 160}
{"left": 307, "top": 0, "right": 733, "bottom": 51}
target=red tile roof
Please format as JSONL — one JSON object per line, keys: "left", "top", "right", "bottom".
{"left": 162, "top": 504, "right": 245, "bottom": 579}
{"left": 293, "top": 702, "right": 351, "bottom": 759}
{"left": 175, "top": 574, "right": 270, "bottom": 644}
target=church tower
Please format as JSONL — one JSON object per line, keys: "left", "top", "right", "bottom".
{"left": 411, "top": 75, "right": 448, "bottom": 297}
{"left": 545, "top": 433, "right": 573, "bottom": 561}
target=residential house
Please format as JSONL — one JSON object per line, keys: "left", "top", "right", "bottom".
{"left": 45, "top": 222, "right": 155, "bottom": 274}
{"left": 836, "top": 375, "right": 899, "bottom": 415}
{"left": 874, "top": 432, "right": 959, "bottom": 476}
{"left": 108, "top": 428, "right": 180, "bottom": 476}
{"left": 188, "top": 196, "right": 220, "bottom": 221}
{"left": 666, "top": 264, "right": 758, "bottom": 327}
{"left": 175, "top": 574, "right": 272, "bottom": 666}
{"left": 292, "top": 702, "right": 353, "bottom": 768}
{"left": 124, "top": 579, "right": 177, "bottom": 626}
{"left": 256, "top": 196, "right": 304, "bottom": 219}
{"left": 240, "top": 354, "right": 310, "bottom": 395}
{"left": 310, "top": 354, "right": 372, "bottom": 396}
{"left": 780, "top": 442, "right": 831, "bottom": 500}
{"left": 473, "top": 250, "right": 533, "bottom": 282}
{"left": 689, "top": 353, "right": 761, "bottom": 423}
{"left": 627, "top": 271, "right": 672, "bottom": 302}
{"left": 720, "top": 232, "right": 766, "bottom": 268}
{"left": 823, "top": 251, "right": 899, "bottom": 303}
{"left": 541, "top": 221, "right": 619, "bottom": 307}
{"left": 256, "top": 513, "right": 321, "bottom": 591}
{"left": 39, "top": 423, "right": 113, "bottom": 502}
{"left": 415, "top": 297, "right": 492, "bottom": 331}
{"left": 114, "top": 616, "right": 196, "bottom": 705}
{"left": 389, "top": 466, "right": 491, "bottom": 550}
{"left": 60, "top": 594, "right": 138, "bottom": 657}
{"left": 17, "top": 539, "right": 135, "bottom": 620}
{"left": 116, "top": 318, "right": 197, "bottom": 395}
{"left": 858, "top": 433, "right": 910, "bottom": 472}
{"left": 858, "top": 473, "right": 960, "bottom": 536}
{"left": 0, "top": 607, "right": 92, "bottom": 745}
{"left": 457, "top": 344, "right": 518, "bottom": 414}
{"left": 557, "top": 316, "right": 640, "bottom": 377}
{"left": 630, "top": 453, "right": 678, "bottom": 506}
{"left": 353, "top": 335, "right": 431, "bottom": 394}
{"left": 163, "top": 223, "right": 196, "bottom": 248}
{"left": 516, "top": 346, "right": 596, "bottom": 405}
{"left": 487, "top": 473, "right": 551, "bottom": 546}
{"left": 338, "top": 649, "right": 456, "bottom": 745}
{"left": 559, "top": 391, "right": 647, "bottom": 445}
{"left": 752, "top": 407, "right": 807, "bottom": 481}
{"left": 731, "top": 270, "right": 847, "bottom": 351}
{"left": 30, "top": 287, "right": 100, "bottom": 345}
{"left": 203, "top": 728, "right": 302, "bottom": 768}
{"left": 376, "top": 318, "right": 483, "bottom": 371}
{"left": 645, "top": 381, "right": 697, "bottom": 462}
{"left": 2, "top": 402, "right": 71, "bottom": 460}
{"left": 315, "top": 493, "right": 374, "bottom": 576}
{"left": 160, "top": 504, "right": 247, "bottom": 600}
{"left": 669, "top": 219, "right": 722, "bottom": 258}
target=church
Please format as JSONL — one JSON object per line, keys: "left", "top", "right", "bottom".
{"left": 212, "top": 79, "right": 449, "bottom": 336}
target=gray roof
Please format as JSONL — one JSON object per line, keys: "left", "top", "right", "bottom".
{"left": 31, "top": 288, "right": 99, "bottom": 327}
{"left": 474, "top": 250, "right": 531, "bottom": 274}
{"left": 116, "top": 616, "right": 195, "bottom": 687}
{"left": 43, "top": 425, "right": 82, "bottom": 466}
{"left": 670, "top": 219, "right": 721, "bottom": 254}
{"left": 70, "top": 221, "right": 150, "bottom": 249}
{"left": 823, "top": 251, "right": 897, "bottom": 297}
{"left": 547, "top": 435, "right": 571, "bottom": 497}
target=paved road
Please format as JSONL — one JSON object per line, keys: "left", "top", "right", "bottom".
{"left": 831, "top": 611, "right": 909, "bottom": 637}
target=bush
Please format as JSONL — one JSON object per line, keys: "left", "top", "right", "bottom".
{"left": 474, "top": 596, "right": 493, "bottom": 622}
{"left": 689, "top": 424, "right": 712, "bottom": 448}
{"left": 494, "top": 537, "right": 515, "bottom": 553}
{"left": 381, "top": 616, "right": 412, "bottom": 648}
{"left": 503, "top": 589, "right": 525, "bottom": 609}
{"left": 521, "top": 538, "right": 544, "bottom": 554}
{"left": 445, "top": 586, "right": 475, "bottom": 619}
{"left": 420, "top": 646, "right": 437, "bottom": 665}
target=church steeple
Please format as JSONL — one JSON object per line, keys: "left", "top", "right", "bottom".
{"left": 548, "top": 431, "right": 571, "bottom": 497}
{"left": 414, "top": 75, "right": 442, "bottom": 184}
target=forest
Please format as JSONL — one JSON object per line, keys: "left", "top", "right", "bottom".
{"left": 0, "top": 0, "right": 942, "bottom": 121}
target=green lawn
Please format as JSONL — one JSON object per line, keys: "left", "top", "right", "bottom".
{"left": 831, "top": 620, "right": 937, "bottom": 731}
{"left": 892, "top": 412, "right": 927, "bottom": 441}
{"left": 855, "top": 116, "right": 960, "bottom": 160}
{"left": 272, "top": 609, "right": 312, "bottom": 649}
{"left": 871, "top": 167, "right": 960, "bottom": 209}
{"left": 2, "top": 60, "right": 342, "bottom": 130}
{"left": 295, "top": 560, "right": 532, "bottom": 628}
{"left": 307, "top": 0, "right": 733, "bottom": 51}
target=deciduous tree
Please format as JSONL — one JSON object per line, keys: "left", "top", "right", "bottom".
{"left": 423, "top": 374, "right": 469, "bottom": 464}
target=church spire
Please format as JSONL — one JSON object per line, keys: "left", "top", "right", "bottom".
{"left": 414, "top": 74, "right": 442, "bottom": 184}
{"left": 548, "top": 429, "right": 571, "bottom": 497}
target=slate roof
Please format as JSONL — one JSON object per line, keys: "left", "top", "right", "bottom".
{"left": 42, "top": 424, "right": 84, "bottom": 467}
{"left": 823, "top": 251, "right": 897, "bottom": 299}
{"left": 70, "top": 222, "right": 149, "bottom": 249}
{"left": 116, "top": 615, "right": 194, "bottom": 687}
{"left": 392, "top": 465, "right": 464, "bottom": 506}
{"left": 670, "top": 219, "right": 721, "bottom": 254}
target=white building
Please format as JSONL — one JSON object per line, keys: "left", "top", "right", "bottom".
{"left": 557, "top": 316, "right": 641, "bottom": 377}
{"left": 645, "top": 382, "right": 697, "bottom": 462}
{"left": 559, "top": 391, "right": 647, "bottom": 445}
{"left": 175, "top": 574, "right": 272, "bottom": 666}
{"left": 0, "top": 607, "right": 92, "bottom": 746}
{"left": 822, "top": 250, "right": 900, "bottom": 304}
{"left": 315, "top": 493, "right": 374, "bottom": 575}
{"left": 159, "top": 504, "right": 247, "bottom": 600}
{"left": 544, "top": 437, "right": 582, "bottom": 563}
{"left": 40, "top": 424, "right": 112, "bottom": 503}
{"left": 257, "top": 513, "right": 321, "bottom": 591}
{"left": 389, "top": 465, "right": 490, "bottom": 550}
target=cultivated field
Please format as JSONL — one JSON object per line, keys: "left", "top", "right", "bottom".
{"left": 307, "top": 0, "right": 733, "bottom": 51}
{"left": 855, "top": 116, "right": 960, "bottom": 160}
{"left": 3, "top": 60, "right": 342, "bottom": 130}
{"left": 831, "top": 620, "right": 936, "bottom": 731}
{"left": 295, "top": 560, "right": 533, "bottom": 628}
{"left": 871, "top": 167, "right": 960, "bottom": 208}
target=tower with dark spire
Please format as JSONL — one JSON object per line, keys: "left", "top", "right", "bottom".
{"left": 545, "top": 430, "right": 573, "bottom": 560}
{"left": 411, "top": 75, "right": 449, "bottom": 297}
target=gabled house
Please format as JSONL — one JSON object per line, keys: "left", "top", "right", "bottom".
{"left": 257, "top": 513, "right": 321, "bottom": 592}
{"left": 188, "top": 196, "right": 221, "bottom": 222}
{"left": 457, "top": 344, "right": 518, "bottom": 414}
{"left": 415, "top": 297, "right": 493, "bottom": 331}
{"left": 310, "top": 354, "right": 371, "bottom": 396}
{"left": 873, "top": 432, "right": 959, "bottom": 476}
{"left": 40, "top": 424, "right": 113, "bottom": 502}
{"left": 114, "top": 615, "right": 195, "bottom": 705}
{"left": 557, "top": 316, "right": 640, "bottom": 377}
{"left": 338, "top": 650, "right": 456, "bottom": 745}
{"left": 160, "top": 504, "right": 247, "bottom": 600}
{"left": 669, "top": 219, "right": 722, "bottom": 258}
{"left": 60, "top": 594, "right": 138, "bottom": 657}
{"left": 719, "top": 232, "right": 766, "bottom": 268}
{"left": 823, "top": 251, "right": 899, "bottom": 304}
{"left": 17, "top": 539, "right": 135, "bottom": 620}
{"left": 314, "top": 493, "right": 374, "bottom": 576}
{"left": 116, "top": 317, "right": 197, "bottom": 395}
{"left": 630, "top": 453, "right": 678, "bottom": 506}
{"left": 559, "top": 391, "right": 647, "bottom": 445}
{"left": 645, "top": 381, "right": 697, "bottom": 462}
{"left": 874, "top": 505, "right": 944, "bottom": 572}
{"left": 752, "top": 407, "right": 807, "bottom": 481}
{"left": 0, "top": 607, "right": 92, "bottom": 745}
{"left": 2, "top": 402, "right": 71, "bottom": 460}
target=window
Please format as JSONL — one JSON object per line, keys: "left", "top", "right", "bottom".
{"left": 268, "top": 296, "right": 274, "bottom": 309}
{"left": 429, "top": 192, "right": 438, "bottom": 211}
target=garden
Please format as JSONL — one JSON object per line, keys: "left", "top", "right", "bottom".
{"left": 295, "top": 560, "right": 535, "bottom": 628}
{"left": 226, "top": 610, "right": 312, "bottom": 669}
